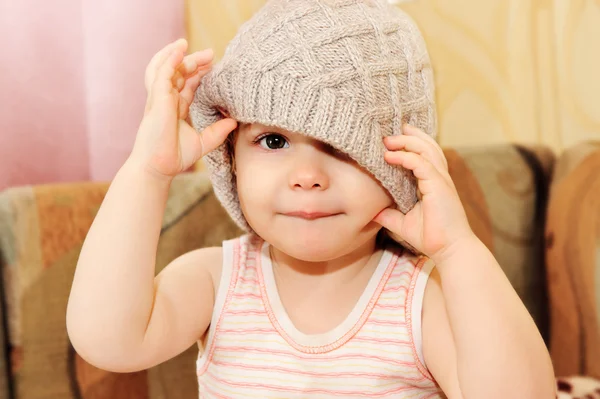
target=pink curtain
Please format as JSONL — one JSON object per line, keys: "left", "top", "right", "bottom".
{"left": 0, "top": 0, "right": 184, "bottom": 190}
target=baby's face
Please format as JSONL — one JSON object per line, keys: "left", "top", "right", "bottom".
{"left": 232, "top": 122, "right": 394, "bottom": 262}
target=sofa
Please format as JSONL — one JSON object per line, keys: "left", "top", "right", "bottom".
{"left": 0, "top": 141, "right": 599, "bottom": 398}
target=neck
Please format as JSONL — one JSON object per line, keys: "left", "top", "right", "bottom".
{"left": 269, "top": 236, "right": 384, "bottom": 284}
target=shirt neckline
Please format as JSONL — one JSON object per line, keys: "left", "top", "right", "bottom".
{"left": 257, "top": 240, "right": 397, "bottom": 353}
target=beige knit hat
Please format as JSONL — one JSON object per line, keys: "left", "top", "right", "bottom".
{"left": 190, "top": 0, "right": 437, "bottom": 232}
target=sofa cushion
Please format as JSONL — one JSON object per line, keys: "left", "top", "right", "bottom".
{"left": 444, "top": 144, "right": 554, "bottom": 344}
{"left": 546, "top": 141, "right": 600, "bottom": 379}
{"left": 0, "top": 172, "right": 241, "bottom": 399}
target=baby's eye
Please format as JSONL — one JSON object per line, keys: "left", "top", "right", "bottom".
{"left": 257, "top": 134, "right": 289, "bottom": 150}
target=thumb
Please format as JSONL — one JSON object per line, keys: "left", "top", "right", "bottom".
{"left": 198, "top": 118, "right": 238, "bottom": 158}
{"left": 373, "top": 207, "right": 413, "bottom": 250}
{"left": 373, "top": 207, "right": 405, "bottom": 233}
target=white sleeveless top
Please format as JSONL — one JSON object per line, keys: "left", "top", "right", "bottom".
{"left": 196, "top": 234, "right": 446, "bottom": 398}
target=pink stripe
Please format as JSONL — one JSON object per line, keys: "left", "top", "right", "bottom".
{"left": 382, "top": 285, "right": 409, "bottom": 293}
{"left": 373, "top": 302, "right": 405, "bottom": 309}
{"left": 223, "top": 309, "right": 267, "bottom": 316}
{"left": 231, "top": 292, "right": 262, "bottom": 299}
{"left": 351, "top": 336, "right": 412, "bottom": 345}
{"left": 210, "top": 358, "right": 426, "bottom": 381}
{"left": 387, "top": 269, "right": 413, "bottom": 279}
{"left": 361, "top": 322, "right": 408, "bottom": 330}
{"left": 237, "top": 276, "right": 258, "bottom": 284}
{"left": 218, "top": 327, "right": 276, "bottom": 334}
{"left": 214, "top": 345, "right": 420, "bottom": 367}
{"left": 205, "top": 369, "right": 421, "bottom": 397}
{"left": 422, "top": 392, "right": 444, "bottom": 399}
{"left": 366, "top": 319, "right": 404, "bottom": 326}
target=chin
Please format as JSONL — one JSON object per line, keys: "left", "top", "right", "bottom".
{"left": 251, "top": 218, "right": 380, "bottom": 263}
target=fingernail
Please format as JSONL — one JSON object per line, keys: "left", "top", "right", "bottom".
{"left": 198, "top": 48, "right": 214, "bottom": 57}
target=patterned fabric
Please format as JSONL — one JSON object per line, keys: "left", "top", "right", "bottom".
{"left": 0, "top": 246, "right": 9, "bottom": 398}
{"left": 443, "top": 144, "right": 554, "bottom": 342}
{"left": 0, "top": 172, "right": 241, "bottom": 399}
{"left": 190, "top": 0, "right": 436, "bottom": 232}
{"left": 556, "top": 376, "right": 600, "bottom": 399}
{"left": 197, "top": 234, "right": 445, "bottom": 398}
{"left": 546, "top": 142, "right": 600, "bottom": 379}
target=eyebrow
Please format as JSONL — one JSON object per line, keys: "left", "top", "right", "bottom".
{"left": 237, "top": 123, "right": 257, "bottom": 137}
{"left": 246, "top": 124, "right": 287, "bottom": 136}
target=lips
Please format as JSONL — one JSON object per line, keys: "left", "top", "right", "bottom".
{"left": 283, "top": 211, "right": 340, "bottom": 220}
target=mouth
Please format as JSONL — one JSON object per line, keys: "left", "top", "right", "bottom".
{"left": 282, "top": 211, "right": 342, "bottom": 220}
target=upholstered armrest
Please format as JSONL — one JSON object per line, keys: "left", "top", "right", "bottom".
{"left": 546, "top": 141, "right": 600, "bottom": 379}
{"left": 443, "top": 144, "right": 555, "bottom": 342}
{"left": 0, "top": 172, "right": 240, "bottom": 399}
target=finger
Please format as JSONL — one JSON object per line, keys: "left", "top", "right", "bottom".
{"left": 374, "top": 207, "right": 422, "bottom": 255}
{"left": 198, "top": 118, "right": 238, "bottom": 157}
{"left": 402, "top": 124, "right": 448, "bottom": 170}
{"left": 173, "top": 50, "right": 213, "bottom": 95}
{"left": 176, "top": 49, "right": 214, "bottom": 78}
{"left": 172, "top": 70, "right": 185, "bottom": 91}
{"left": 373, "top": 207, "right": 404, "bottom": 231}
{"left": 181, "top": 66, "right": 211, "bottom": 97}
{"left": 384, "top": 134, "right": 447, "bottom": 173}
{"left": 150, "top": 43, "right": 187, "bottom": 98}
{"left": 179, "top": 67, "right": 212, "bottom": 119}
{"left": 384, "top": 151, "right": 450, "bottom": 194}
{"left": 145, "top": 38, "right": 187, "bottom": 92}
{"left": 374, "top": 208, "right": 412, "bottom": 252}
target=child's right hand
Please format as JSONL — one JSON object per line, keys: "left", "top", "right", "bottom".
{"left": 129, "top": 38, "right": 237, "bottom": 180}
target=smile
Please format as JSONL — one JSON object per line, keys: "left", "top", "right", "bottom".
{"left": 283, "top": 211, "right": 341, "bottom": 220}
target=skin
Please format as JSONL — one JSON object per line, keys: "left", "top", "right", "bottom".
{"left": 66, "top": 38, "right": 557, "bottom": 398}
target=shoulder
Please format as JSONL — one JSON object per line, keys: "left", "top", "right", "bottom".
{"left": 171, "top": 246, "right": 224, "bottom": 286}
{"left": 163, "top": 234, "right": 253, "bottom": 294}
{"left": 155, "top": 246, "right": 224, "bottom": 300}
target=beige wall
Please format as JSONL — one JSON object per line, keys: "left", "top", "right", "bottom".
{"left": 186, "top": 0, "right": 600, "bottom": 153}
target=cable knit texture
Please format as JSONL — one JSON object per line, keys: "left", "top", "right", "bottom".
{"left": 190, "top": 0, "right": 437, "bottom": 232}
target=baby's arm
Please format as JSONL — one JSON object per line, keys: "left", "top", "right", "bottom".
{"left": 66, "top": 39, "right": 236, "bottom": 373}
{"left": 376, "top": 125, "right": 555, "bottom": 398}
{"left": 422, "top": 238, "right": 556, "bottom": 398}
{"left": 66, "top": 162, "right": 218, "bottom": 372}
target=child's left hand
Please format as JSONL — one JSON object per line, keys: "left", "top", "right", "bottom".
{"left": 373, "top": 124, "right": 475, "bottom": 263}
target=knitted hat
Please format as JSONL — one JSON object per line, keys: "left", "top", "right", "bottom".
{"left": 190, "top": 0, "right": 437, "bottom": 232}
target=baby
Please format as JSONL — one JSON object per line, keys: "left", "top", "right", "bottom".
{"left": 67, "top": 0, "right": 557, "bottom": 397}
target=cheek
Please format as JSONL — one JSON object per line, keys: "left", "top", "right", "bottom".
{"left": 343, "top": 169, "right": 394, "bottom": 216}
{"left": 233, "top": 151, "right": 278, "bottom": 211}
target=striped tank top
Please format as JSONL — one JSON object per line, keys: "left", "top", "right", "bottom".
{"left": 196, "top": 234, "right": 446, "bottom": 398}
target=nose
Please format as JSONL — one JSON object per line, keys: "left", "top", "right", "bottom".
{"left": 289, "top": 151, "right": 330, "bottom": 191}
